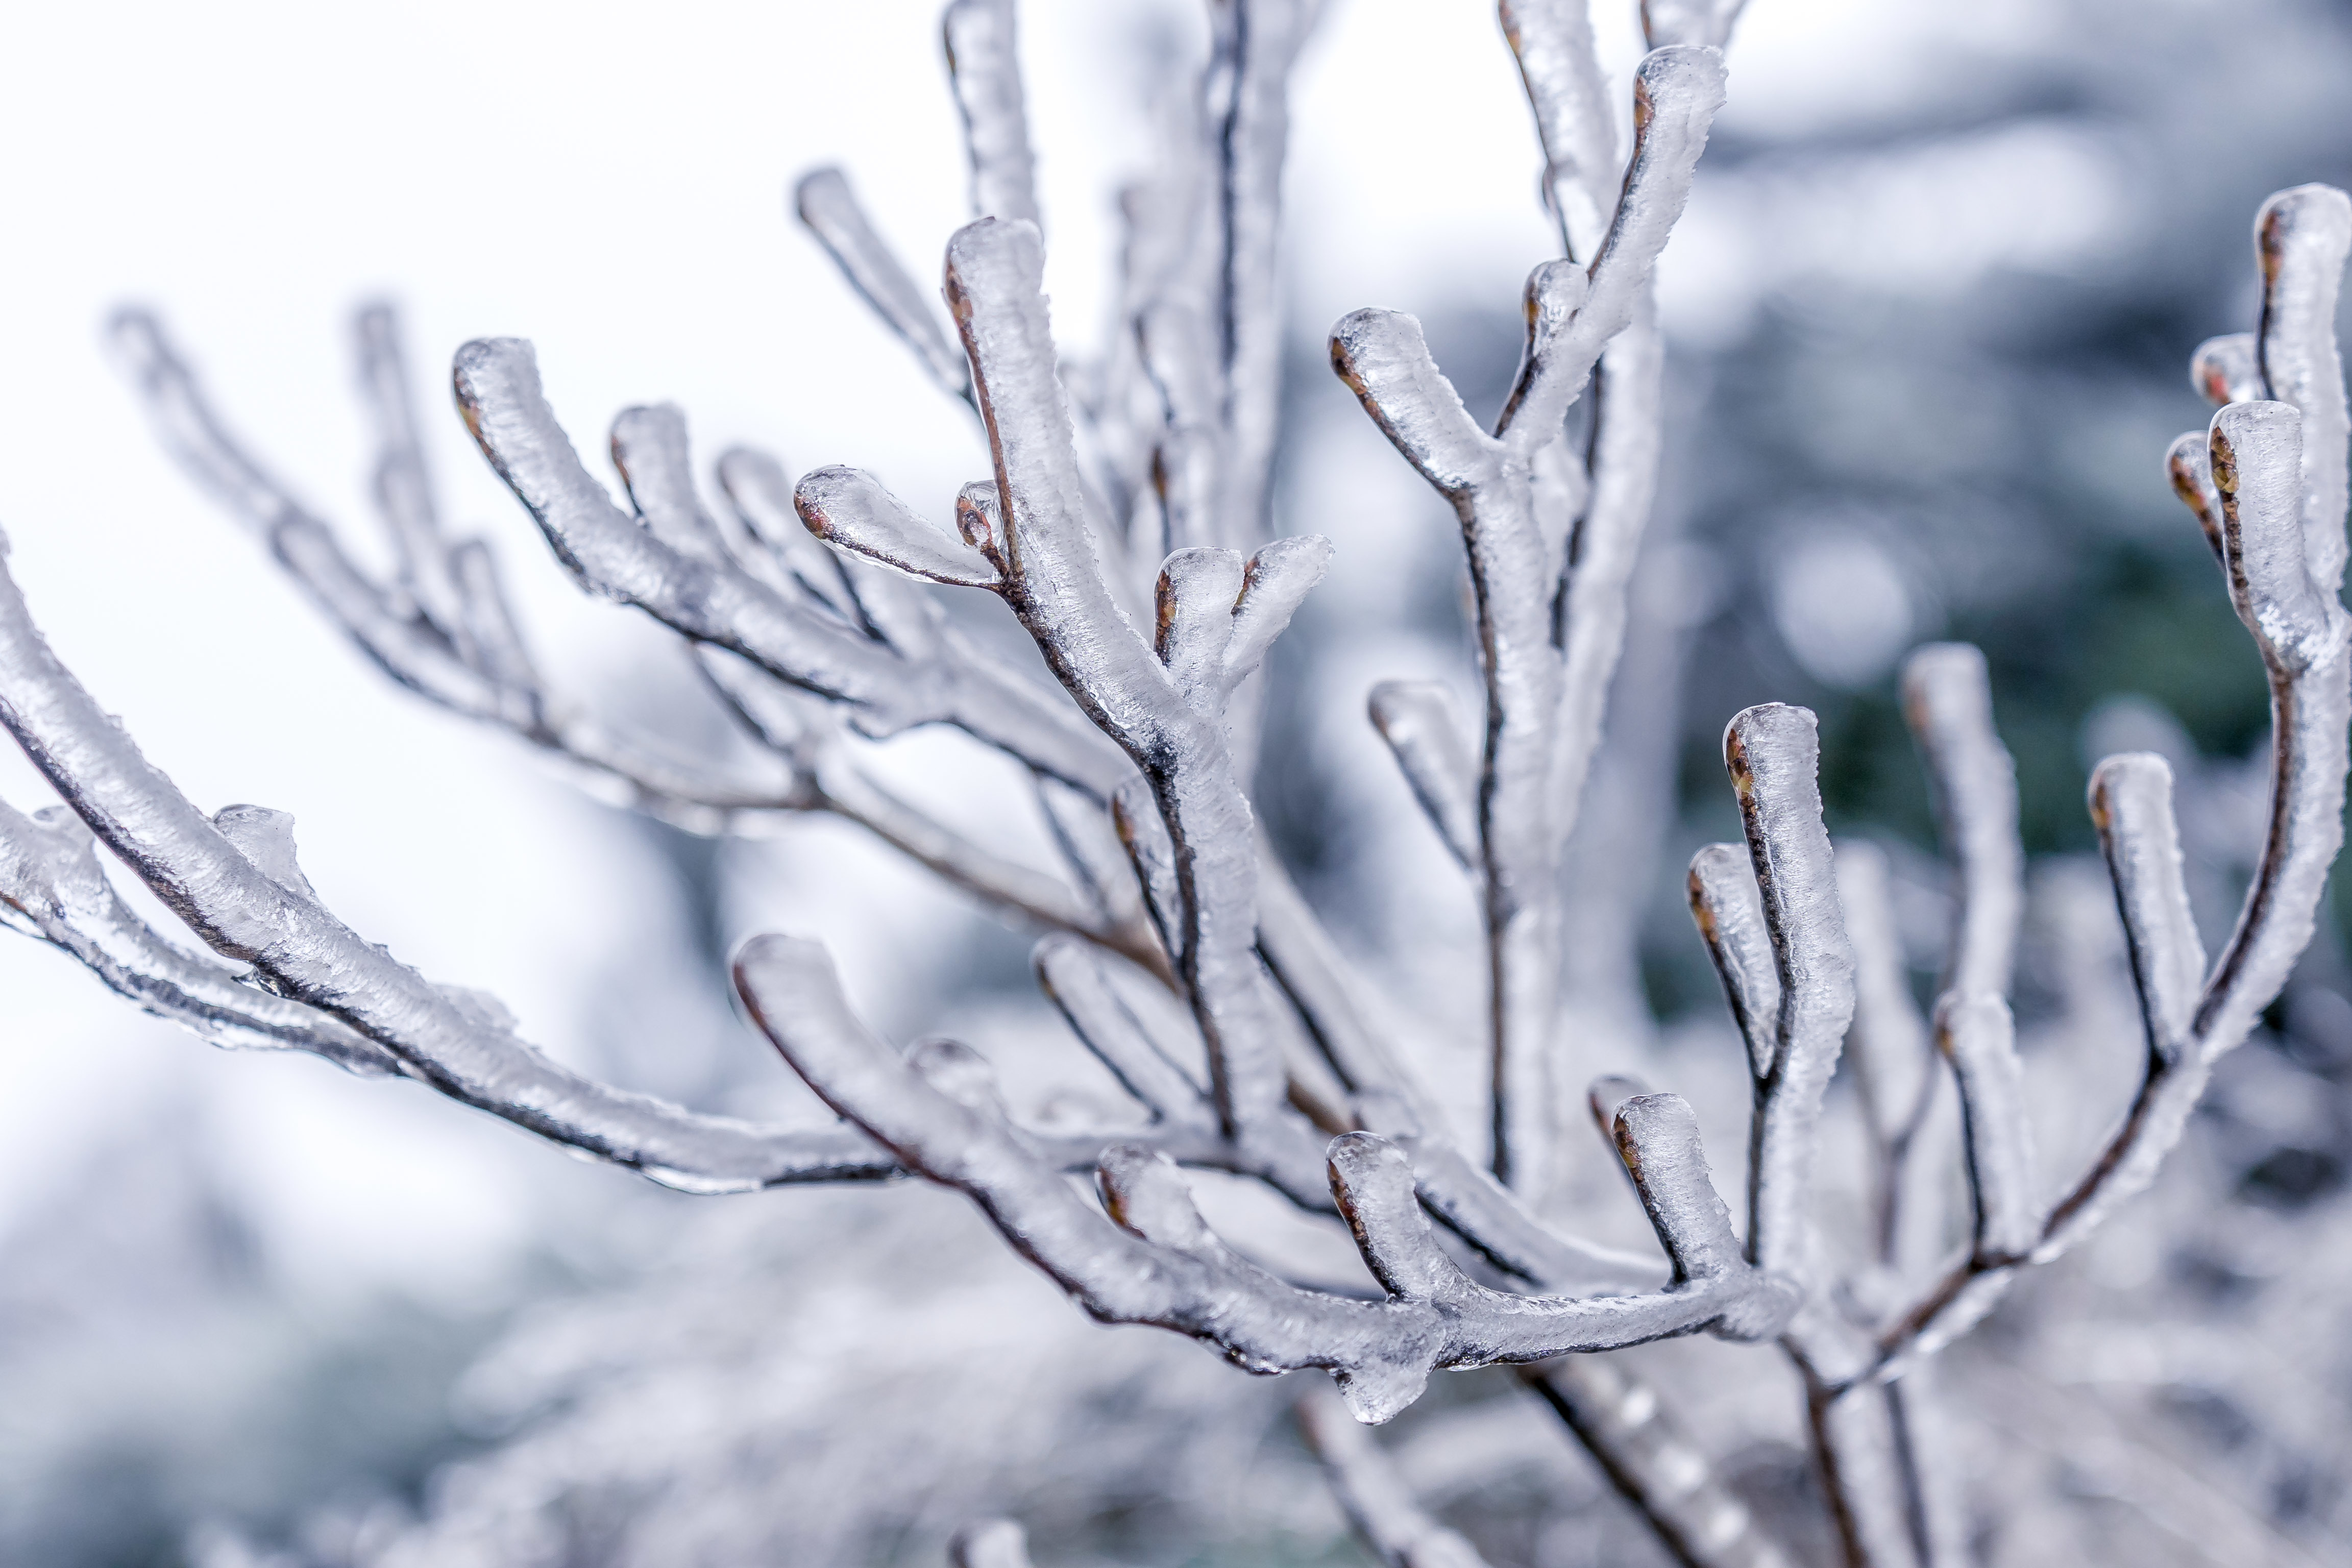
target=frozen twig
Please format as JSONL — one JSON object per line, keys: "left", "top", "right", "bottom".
{"left": 940, "top": 214, "right": 1311, "bottom": 1132}
{"left": 2090, "top": 754, "right": 2203, "bottom": 1066}
{"left": 119, "top": 310, "right": 1158, "bottom": 960}
{"left": 1877, "top": 353, "right": 2352, "bottom": 1374}
{"left": 0, "top": 796, "right": 399, "bottom": 1077}
{"left": 109, "top": 308, "right": 530, "bottom": 732}
{"left": 737, "top": 935, "right": 1799, "bottom": 1422}
{"left": 1933, "top": 993, "right": 2037, "bottom": 1262}
{"left": 943, "top": 0, "right": 1040, "bottom": 229}
{"left": 454, "top": 336, "right": 1125, "bottom": 795}
{"left": 1832, "top": 842, "right": 1934, "bottom": 1267}
{"left": 355, "top": 302, "right": 471, "bottom": 641}
{"left": 1206, "top": 0, "right": 1324, "bottom": 559}
{"left": 1717, "top": 703, "right": 1856, "bottom": 1279}
{"left": 1501, "top": 0, "right": 1618, "bottom": 261}
{"left": 2255, "top": 184, "right": 2351, "bottom": 591}
{"left": 1367, "top": 681, "right": 1481, "bottom": 871}
{"left": 1336, "top": 43, "right": 1725, "bottom": 1192}
{"left": 1297, "top": 1383, "right": 1491, "bottom": 1568}
{"left": 1688, "top": 840, "right": 1781, "bottom": 1081}
{"left": 1900, "top": 644, "right": 2022, "bottom": 1001}
{"left": 795, "top": 167, "right": 974, "bottom": 404}
{"left": 1520, "top": 1357, "right": 1794, "bottom": 1568}
{"left": 0, "top": 536, "right": 897, "bottom": 1192}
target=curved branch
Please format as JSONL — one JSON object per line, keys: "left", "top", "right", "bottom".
{"left": 453, "top": 336, "right": 1126, "bottom": 795}
{"left": 0, "top": 796, "right": 399, "bottom": 1077}
{"left": 795, "top": 166, "right": 973, "bottom": 403}
{"left": 739, "top": 935, "right": 1798, "bottom": 1424}
{"left": 1874, "top": 391, "right": 2352, "bottom": 1374}
{"left": 943, "top": 0, "right": 1040, "bottom": 228}
{"left": 0, "top": 539, "right": 896, "bottom": 1192}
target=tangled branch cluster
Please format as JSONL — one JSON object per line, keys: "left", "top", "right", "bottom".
{"left": 2, "top": 3, "right": 2345, "bottom": 1566}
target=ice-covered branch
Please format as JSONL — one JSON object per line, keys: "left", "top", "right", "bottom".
{"left": 1933, "top": 993, "right": 2037, "bottom": 1263}
{"left": 1833, "top": 841, "right": 1935, "bottom": 1267}
{"left": 1874, "top": 265, "right": 2352, "bottom": 1370}
{"left": 2254, "top": 184, "right": 2351, "bottom": 590}
{"left": 797, "top": 465, "right": 1004, "bottom": 589}
{"left": 1719, "top": 703, "right": 1856, "bottom": 1280}
{"left": 738, "top": 934, "right": 1798, "bottom": 1423}
{"left": 0, "top": 795, "right": 399, "bottom": 1076}
{"left": 1296, "top": 1383, "right": 1490, "bottom": 1568}
{"left": 943, "top": 0, "right": 1040, "bottom": 229}
{"left": 2090, "top": 754, "right": 2203, "bottom": 1067}
{"left": 1367, "top": 681, "right": 1480, "bottom": 871}
{"left": 110, "top": 308, "right": 529, "bottom": 730}
{"left": 1207, "top": 0, "right": 1323, "bottom": 557}
{"left": 355, "top": 302, "right": 472, "bottom": 641}
{"left": 1688, "top": 841, "right": 1781, "bottom": 1081}
{"left": 115, "top": 314, "right": 863, "bottom": 834}
{"left": 1501, "top": 0, "right": 1618, "bottom": 261}
{"left": 454, "top": 335, "right": 1125, "bottom": 795}
{"left": 1900, "top": 644, "right": 2022, "bottom": 999}
{"left": 795, "top": 167, "right": 974, "bottom": 405}
{"left": 0, "top": 538, "right": 898, "bottom": 1191}
{"left": 942, "top": 214, "right": 1319, "bottom": 1132}
{"left": 120, "top": 310, "right": 1159, "bottom": 957}
{"left": 1520, "top": 1357, "right": 1795, "bottom": 1568}
{"left": 1334, "top": 44, "right": 1724, "bottom": 1193}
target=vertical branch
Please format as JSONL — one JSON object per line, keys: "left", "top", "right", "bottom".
{"left": 354, "top": 303, "right": 469, "bottom": 640}
{"left": 1807, "top": 1386, "right": 1925, "bottom": 1568}
{"left": 1500, "top": 0, "right": 1619, "bottom": 262}
{"left": 1933, "top": 994, "right": 2038, "bottom": 1263}
{"left": 1549, "top": 302, "right": 1665, "bottom": 858}
{"left": 2254, "top": 184, "right": 2351, "bottom": 592}
{"left": 945, "top": 215, "right": 1306, "bottom": 1131}
{"left": 943, "top": 0, "right": 1040, "bottom": 228}
{"left": 2195, "top": 399, "right": 2351, "bottom": 1049}
{"left": 1833, "top": 841, "right": 1934, "bottom": 1268}
{"left": 1209, "top": 0, "right": 1322, "bottom": 556}
{"left": 2090, "top": 754, "right": 2203, "bottom": 1067}
{"left": 1335, "top": 48, "right": 1725, "bottom": 1194}
{"left": 1899, "top": 644, "right": 2023, "bottom": 1000}
{"left": 1723, "top": 703, "right": 1855, "bottom": 1279}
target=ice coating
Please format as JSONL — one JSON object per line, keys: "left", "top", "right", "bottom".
{"left": 736, "top": 935, "right": 1800, "bottom": 1424}
{"left": 942, "top": 0, "right": 1040, "bottom": 230}
{"left": 795, "top": 166, "right": 974, "bottom": 403}
{"left": 1331, "top": 44, "right": 1726, "bottom": 1196}
{"left": 1900, "top": 643, "right": 2024, "bottom": 999}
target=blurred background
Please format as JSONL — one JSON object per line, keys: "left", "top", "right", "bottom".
{"left": 3, "top": 0, "right": 2350, "bottom": 1563}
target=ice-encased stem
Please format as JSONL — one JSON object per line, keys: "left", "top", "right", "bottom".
{"left": 945, "top": 215, "right": 1290, "bottom": 1133}
{"left": 0, "top": 537, "right": 897, "bottom": 1192}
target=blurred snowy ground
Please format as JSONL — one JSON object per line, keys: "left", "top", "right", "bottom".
{"left": 3, "top": 0, "right": 2349, "bottom": 1562}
